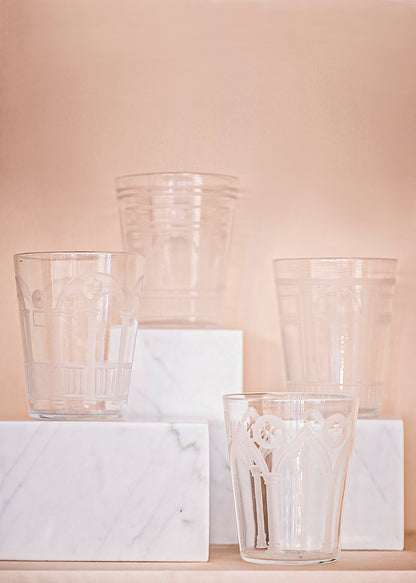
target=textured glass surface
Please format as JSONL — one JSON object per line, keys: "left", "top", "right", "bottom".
{"left": 224, "top": 393, "right": 358, "bottom": 565}
{"left": 274, "top": 258, "right": 397, "bottom": 417}
{"left": 14, "top": 252, "right": 144, "bottom": 419}
{"left": 117, "top": 173, "right": 238, "bottom": 328}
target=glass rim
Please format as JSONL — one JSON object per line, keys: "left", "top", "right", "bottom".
{"left": 115, "top": 172, "right": 239, "bottom": 200}
{"left": 14, "top": 251, "right": 145, "bottom": 261}
{"left": 115, "top": 171, "right": 239, "bottom": 183}
{"left": 273, "top": 257, "right": 398, "bottom": 264}
{"left": 223, "top": 392, "right": 359, "bottom": 404}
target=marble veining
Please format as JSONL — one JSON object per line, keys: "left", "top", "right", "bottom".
{"left": 0, "top": 421, "right": 209, "bottom": 561}
{"left": 125, "top": 329, "right": 243, "bottom": 544}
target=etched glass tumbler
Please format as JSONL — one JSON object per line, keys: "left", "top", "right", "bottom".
{"left": 274, "top": 258, "right": 397, "bottom": 417}
{"left": 14, "top": 252, "right": 144, "bottom": 419}
{"left": 223, "top": 393, "right": 358, "bottom": 565}
{"left": 116, "top": 172, "right": 238, "bottom": 328}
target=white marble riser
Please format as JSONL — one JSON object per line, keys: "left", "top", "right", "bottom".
{"left": 0, "top": 421, "right": 210, "bottom": 561}
{"left": 126, "top": 329, "right": 243, "bottom": 544}
{"left": 341, "top": 418, "right": 404, "bottom": 550}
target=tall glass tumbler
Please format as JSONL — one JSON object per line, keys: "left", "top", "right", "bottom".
{"left": 116, "top": 172, "right": 238, "bottom": 328}
{"left": 224, "top": 393, "right": 358, "bottom": 565}
{"left": 14, "top": 252, "right": 145, "bottom": 419}
{"left": 274, "top": 258, "right": 397, "bottom": 417}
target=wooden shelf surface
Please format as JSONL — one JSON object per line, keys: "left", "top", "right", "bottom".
{"left": 1, "top": 534, "right": 416, "bottom": 582}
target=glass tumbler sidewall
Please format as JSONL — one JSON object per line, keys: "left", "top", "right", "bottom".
{"left": 14, "top": 251, "right": 145, "bottom": 419}
{"left": 223, "top": 393, "right": 358, "bottom": 565}
{"left": 116, "top": 173, "right": 238, "bottom": 328}
{"left": 273, "top": 257, "right": 397, "bottom": 416}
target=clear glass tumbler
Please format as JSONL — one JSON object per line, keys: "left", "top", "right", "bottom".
{"left": 116, "top": 172, "right": 238, "bottom": 328}
{"left": 223, "top": 392, "right": 358, "bottom": 565}
{"left": 14, "top": 251, "right": 145, "bottom": 419}
{"left": 273, "top": 258, "right": 397, "bottom": 417}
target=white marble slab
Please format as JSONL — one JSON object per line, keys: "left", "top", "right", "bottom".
{"left": 0, "top": 420, "right": 209, "bottom": 561}
{"left": 126, "top": 329, "right": 243, "bottom": 544}
{"left": 341, "top": 418, "right": 404, "bottom": 550}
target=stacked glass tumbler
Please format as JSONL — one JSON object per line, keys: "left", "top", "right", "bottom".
{"left": 116, "top": 172, "right": 238, "bottom": 328}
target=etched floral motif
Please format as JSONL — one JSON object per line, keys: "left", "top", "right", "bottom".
{"left": 322, "top": 413, "right": 348, "bottom": 448}
{"left": 304, "top": 408, "right": 325, "bottom": 430}
{"left": 242, "top": 407, "right": 259, "bottom": 438}
{"left": 32, "top": 289, "right": 46, "bottom": 309}
{"left": 252, "top": 415, "right": 284, "bottom": 449}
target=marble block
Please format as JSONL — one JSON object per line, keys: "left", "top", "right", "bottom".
{"left": 0, "top": 420, "right": 209, "bottom": 561}
{"left": 125, "top": 329, "right": 243, "bottom": 544}
{"left": 341, "top": 418, "right": 404, "bottom": 550}
{"left": 176, "top": 413, "right": 400, "bottom": 549}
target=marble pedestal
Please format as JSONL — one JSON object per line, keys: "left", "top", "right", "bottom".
{"left": 126, "top": 329, "right": 243, "bottom": 544}
{"left": 0, "top": 420, "right": 209, "bottom": 561}
{"left": 126, "top": 330, "right": 403, "bottom": 549}
{"left": 341, "top": 418, "right": 404, "bottom": 550}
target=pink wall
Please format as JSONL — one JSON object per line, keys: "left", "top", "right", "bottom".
{"left": 1, "top": 0, "right": 416, "bottom": 530}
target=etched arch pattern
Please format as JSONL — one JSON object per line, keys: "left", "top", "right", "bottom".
{"left": 229, "top": 407, "right": 354, "bottom": 552}
{"left": 16, "top": 272, "right": 143, "bottom": 404}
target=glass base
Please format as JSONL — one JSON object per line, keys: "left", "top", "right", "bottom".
{"left": 139, "top": 319, "right": 218, "bottom": 329}
{"left": 241, "top": 548, "right": 340, "bottom": 565}
{"left": 28, "top": 399, "right": 125, "bottom": 421}
{"left": 29, "top": 411, "right": 122, "bottom": 421}
{"left": 139, "top": 291, "right": 222, "bottom": 329}
{"left": 358, "top": 407, "right": 382, "bottom": 418}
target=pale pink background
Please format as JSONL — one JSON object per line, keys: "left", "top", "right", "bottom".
{"left": 1, "top": 0, "right": 416, "bottom": 531}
